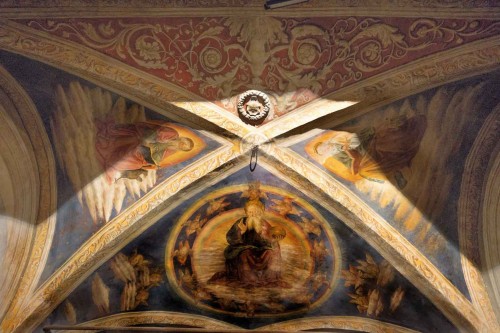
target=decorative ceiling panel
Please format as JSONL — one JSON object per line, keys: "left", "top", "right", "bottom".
{"left": 0, "top": 51, "right": 226, "bottom": 285}
{"left": 288, "top": 72, "right": 500, "bottom": 301}
{"left": 17, "top": 17, "right": 500, "bottom": 120}
{"left": 1, "top": 2, "right": 499, "bottom": 333}
{"left": 41, "top": 166, "right": 459, "bottom": 333}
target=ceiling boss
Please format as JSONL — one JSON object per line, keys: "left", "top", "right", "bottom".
{"left": 237, "top": 90, "right": 271, "bottom": 126}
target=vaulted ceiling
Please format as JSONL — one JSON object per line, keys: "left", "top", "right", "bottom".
{"left": 0, "top": 1, "right": 499, "bottom": 333}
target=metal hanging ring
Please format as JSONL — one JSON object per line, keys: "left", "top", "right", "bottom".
{"left": 249, "top": 146, "right": 258, "bottom": 172}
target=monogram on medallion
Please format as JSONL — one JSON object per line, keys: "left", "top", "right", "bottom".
{"left": 237, "top": 90, "right": 271, "bottom": 126}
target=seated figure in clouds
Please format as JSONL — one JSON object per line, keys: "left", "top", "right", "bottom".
{"left": 209, "top": 199, "right": 289, "bottom": 288}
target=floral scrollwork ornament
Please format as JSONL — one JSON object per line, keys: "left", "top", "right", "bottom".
{"left": 237, "top": 90, "right": 271, "bottom": 126}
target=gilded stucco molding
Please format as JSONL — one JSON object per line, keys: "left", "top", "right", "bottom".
{"left": 0, "top": 66, "right": 57, "bottom": 327}
{"left": 261, "top": 99, "right": 357, "bottom": 140}
{"left": 2, "top": 146, "right": 241, "bottom": 333}
{"left": 263, "top": 147, "right": 485, "bottom": 332}
{"left": 257, "top": 315, "right": 420, "bottom": 333}
{"left": 295, "top": 36, "right": 500, "bottom": 133}
{"left": 0, "top": 1, "right": 499, "bottom": 19}
{"left": 459, "top": 106, "right": 500, "bottom": 328}
{"left": 0, "top": 19, "right": 252, "bottom": 138}
{"left": 482, "top": 153, "right": 500, "bottom": 322}
{"left": 58, "top": 311, "right": 240, "bottom": 332}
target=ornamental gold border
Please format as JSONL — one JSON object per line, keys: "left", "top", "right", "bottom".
{"left": 285, "top": 36, "right": 500, "bottom": 135}
{"left": 58, "top": 313, "right": 422, "bottom": 333}
{"left": 1, "top": 1, "right": 499, "bottom": 19}
{"left": 482, "top": 153, "right": 500, "bottom": 323}
{"left": 257, "top": 315, "right": 420, "bottom": 333}
{"left": 2, "top": 145, "right": 241, "bottom": 333}
{"left": 58, "top": 311, "right": 240, "bottom": 332}
{"left": 0, "top": 19, "right": 252, "bottom": 138}
{"left": 261, "top": 99, "right": 357, "bottom": 140}
{"left": 482, "top": 154, "right": 500, "bottom": 322}
{"left": 263, "top": 147, "right": 485, "bottom": 332}
{"left": 0, "top": 66, "right": 57, "bottom": 330}
{"left": 0, "top": 71, "right": 38, "bottom": 321}
{"left": 459, "top": 107, "right": 500, "bottom": 329}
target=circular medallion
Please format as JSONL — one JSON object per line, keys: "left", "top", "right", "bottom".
{"left": 297, "top": 42, "right": 319, "bottom": 65}
{"left": 239, "top": 131, "right": 271, "bottom": 155}
{"left": 201, "top": 47, "right": 223, "bottom": 71}
{"left": 237, "top": 90, "right": 271, "bottom": 126}
{"left": 165, "top": 184, "right": 340, "bottom": 318}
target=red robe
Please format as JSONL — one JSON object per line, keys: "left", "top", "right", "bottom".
{"left": 209, "top": 218, "right": 285, "bottom": 288}
{"left": 95, "top": 119, "right": 179, "bottom": 183}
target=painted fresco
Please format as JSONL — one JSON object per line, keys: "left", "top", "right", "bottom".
{"left": 41, "top": 167, "right": 458, "bottom": 333}
{"left": 296, "top": 74, "right": 500, "bottom": 298}
{"left": 166, "top": 183, "right": 339, "bottom": 317}
{"left": 341, "top": 253, "right": 405, "bottom": 317}
{"left": 307, "top": 114, "right": 426, "bottom": 186}
{"left": 52, "top": 81, "right": 205, "bottom": 223}
{"left": 1, "top": 2, "right": 499, "bottom": 331}
{"left": 17, "top": 17, "right": 500, "bottom": 118}
{"left": 0, "top": 51, "right": 221, "bottom": 283}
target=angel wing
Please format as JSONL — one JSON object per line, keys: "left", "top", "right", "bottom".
{"left": 51, "top": 82, "right": 156, "bottom": 223}
{"left": 62, "top": 300, "right": 77, "bottom": 324}
{"left": 91, "top": 273, "right": 110, "bottom": 315}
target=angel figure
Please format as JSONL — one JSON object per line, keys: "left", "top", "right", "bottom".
{"left": 183, "top": 214, "right": 207, "bottom": 237}
{"left": 95, "top": 118, "right": 194, "bottom": 183}
{"left": 311, "top": 115, "right": 426, "bottom": 187}
{"left": 173, "top": 240, "right": 191, "bottom": 266}
{"left": 206, "top": 198, "right": 230, "bottom": 216}
{"left": 51, "top": 81, "right": 202, "bottom": 223}
{"left": 297, "top": 216, "right": 322, "bottom": 237}
{"left": 110, "top": 251, "right": 163, "bottom": 311}
{"left": 269, "top": 197, "right": 301, "bottom": 217}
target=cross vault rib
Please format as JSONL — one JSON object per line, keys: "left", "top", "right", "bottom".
{"left": 1, "top": 147, "right": 241, "bottom": 333}
{"left": 1, "top": 15, "right": 499, "bottom": 333}
{"left": 259, "top": 150, "right": 491, "bottom": 332}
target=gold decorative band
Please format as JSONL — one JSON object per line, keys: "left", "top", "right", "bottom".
{"left": 257, "top": 315, "right": 420, "bottom": 333}
{"left": 0, "top": 1, "right": 499, "bottom": 19}
{"left": 263, "top": 148, "right": 485, "bottom": 332}
{"left": 0, "top": 65, "right": 57, "bottom": 331}
{"left": 459, "top": 107, "right": 500, "bottom": 329}
{"left": 58, "top": 311, "right": 240, "bottom": 332}
{"left": 1, "top": 146, "right": 239, "bottom": 333}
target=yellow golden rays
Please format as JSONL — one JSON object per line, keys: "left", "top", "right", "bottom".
{"left": 341, "top": 253, "right": 404, "bottom": 317}
{"left": 91, "top": 273, "right": 110, "bottom": 315}
{"left": 110, "top": 251, "right": 163, "bottom": 311}
{"left": 62, "top": 300, "right": 77, "bottom": 325}
{"left": 51, "top": 81, "right": 156, "bottom": 223}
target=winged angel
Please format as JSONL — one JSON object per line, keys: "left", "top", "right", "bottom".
{"left": 51, "top": 82, "right": 196, "bottom": 223}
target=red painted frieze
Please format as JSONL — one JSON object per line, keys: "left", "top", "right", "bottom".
{"left": 20, "top": 17, "right": 500, "bottom": 119}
